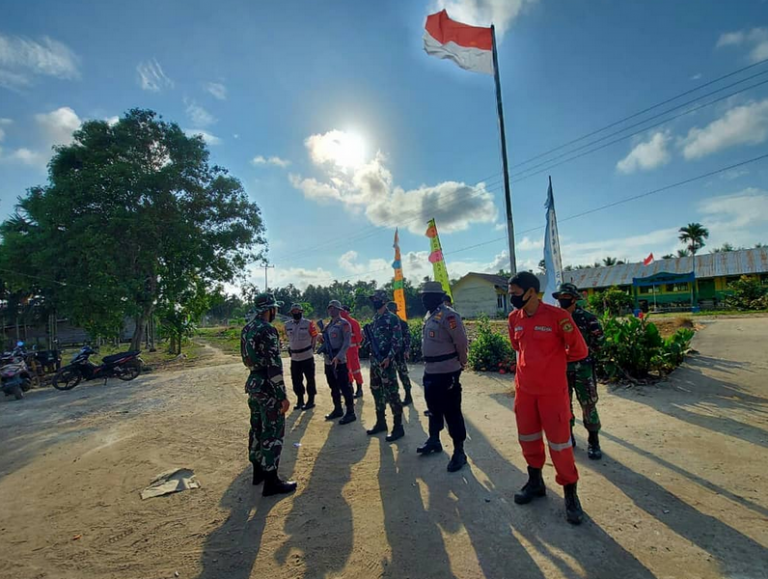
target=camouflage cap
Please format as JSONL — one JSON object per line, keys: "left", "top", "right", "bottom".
{"left": 289, "top": 302, "right": 303, "bottom": 312}
{"left": 370, "top": 289, "right": 389, "bottom": 301}
{"left": 253, "top": 292, "right": 283, "bottom": 313}
{"left": 420, "top": 281, "right": 446, "bottom": 294}
{"left": 386, "top": 301, "right": 398, "bottom": 311}
{"left": 327, "top": 299, "right": 343, "bottom": 310}
{"left": 552, "top": 282, "right": 581, "bottom": 300}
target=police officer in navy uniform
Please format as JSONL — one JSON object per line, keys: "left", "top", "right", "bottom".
{"left": 417, "top": 282, "right": 470, "bottom": 472}
{"left": 319, "top": 300, "right": 356, "bottom": 425}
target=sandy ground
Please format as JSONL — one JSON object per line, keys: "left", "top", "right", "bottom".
{"left": 1, "top": 319, "right": 767, "bottom": 579}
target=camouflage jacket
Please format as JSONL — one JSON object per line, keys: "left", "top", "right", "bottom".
{"left": 398, "top": 318, "right": 411, "bottom": 355}
{"left": 569, "top": 306, "right": 604, "bottom": 367}
{"left": 241, "top": 317, "right": 284, "bottom": 375}
{"left": 364, "top": 310, "right": 404, "bottom": 361}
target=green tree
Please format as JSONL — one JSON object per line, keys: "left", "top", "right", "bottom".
{"left": 676, "top": 249, "right": 690, "bottom": 258}
{"left": 679, "top": 222, "right": 709, "bottom": 255}
{"left": 602, "top": 257, "right": 618, "bottom": 266}
{"left": 711, "top": 242, "right": 736, "bottom": 253}
{"left": 0, "top": 109, "right": 265, "bottom": 349}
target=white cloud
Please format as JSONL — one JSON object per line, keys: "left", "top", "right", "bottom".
{"left": 0, "top": 118, "right": 10, "bottom": 142}
{"left": 716, "top": 28, "right": 768, "bottom": 63}
{"left": 432, "top": 0, "right": 537, "bottom": 38}
{"left": 272, "top": 267, "right": 336, "bottom": 290}
{"left": 205, "top": 82, "right": 227, "bottom": 100}
{"left": 338, "top": 250, "right": 367, "bottom": 274}
{"left": 560, "top": 227, "right": 681, "bottom": 267}
{"left": 517, "top": 236, "right": 544, "bottom": 251}
{"left": 0, "top": 34, "right": 80, "bottom": 90}
{"left": 1, "top": 147, "right": 44, "bottom": 166}
{"left": 690, "top": 73, "right": 703, "bottom": 81}
{"left": 185, "top": 100, "right": 216, "bottom": 127}
{"left": 617, "top": 131, "right": 671, "bottom": 174}
{"left": 106, "top": 116, "right": 119, "bottom": 126}
{"left": 136, "top": 59, "right": 174, "bottom": 92}
{"left": 680, "top": 99, "right": 768, "bottom": 160}
{"left": 252, "top": 155, "right": 291, "bottom": 168}
{"left": 184, "top": 129, "right": 222, "bottom": 146}
{"left": 291, "top": 129, "right": 497, "bottom": 234}
{"left": 697, "top": 188, "right": 768, "bottom": 248}
{"left": 35, "top": 106, "right": 82, "bottom": 148}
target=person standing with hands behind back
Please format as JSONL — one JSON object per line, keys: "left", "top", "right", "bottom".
{"left": 240, "top": 293, "right": 297, "bottom": 497}
{"left": 507, "top": 272, "right": 588, "bottom": 524}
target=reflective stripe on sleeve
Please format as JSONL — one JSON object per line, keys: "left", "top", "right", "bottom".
{"left": 518, "top": 431, "right": 543, "bottom": 442}
{"left": 548, "top": 440, "right": 573, "bottom": 452}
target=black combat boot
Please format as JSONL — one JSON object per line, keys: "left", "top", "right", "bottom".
{"left": 262, "top": 470, "right": 297, "bottom": 497}
{"left": 303, "top": 396, "right": 315, "bottom": 410}
{"left": 354, "top": 385, "right": 364, "bottom": 398}
{"left": 416, "top": 436, "right": 443, "bottom": 455}
{"left": 366, "top": 411, "right": 387, "bottom": 435}
{"left": 513, "top": 466, "right": 547, "bottom": 505}
{"left": 564, "top": 482, "right": 584, "bottom": 525}
{"left": 339, "top": 407, "right": 357, "bottom": 425}
{"left": 386, "top": 414, "right": 405, "bottom": 442}
{"left": 251, "top": 462, "right": 264, "bottom": 486}
{"left": 587, "top": 431, "right": 602, "bottom": 460}
{"left": 294, "top": 396, "right": 304, "bottom": 411}
{"left": 446, "top": 442, "right": 467, "bottom": 472}
{"left": 403, "top": 390, "right": 414, "bottom": 406}
{"left": 325, "top": 406, "right": 343, "bottom": 421}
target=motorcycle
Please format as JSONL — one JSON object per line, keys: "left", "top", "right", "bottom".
{"left": 1, "top": 347, "right": 33, "bottom": 401}
{"left": 52, "top": 346, "right": 143, "bottom": 391}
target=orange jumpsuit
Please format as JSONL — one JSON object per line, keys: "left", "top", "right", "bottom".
{"left": 508, "top": 303, "right": 588, "bottom": 486}
{"left": 341, "top": 311, "right": 364, "bottom": 386}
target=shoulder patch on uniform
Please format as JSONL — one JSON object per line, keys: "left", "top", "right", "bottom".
{"left": 562, "top": 321, "right": 574, "bottom": 332}
{"left": 434, "top": 312, "right": 443, "bottom": 321}
{"left": 447, "top": 315, "right": 457, "bottom": 330}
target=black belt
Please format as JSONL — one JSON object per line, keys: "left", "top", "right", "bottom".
{"left": 423, "top": 352, "right": 458, "bottom": 363}
{"left": 289, "top": 345, "right": 313, "bottom": 355}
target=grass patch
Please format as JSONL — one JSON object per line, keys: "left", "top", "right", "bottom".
{"left": 196, "top": 326, "right": 241, "bottom": 356}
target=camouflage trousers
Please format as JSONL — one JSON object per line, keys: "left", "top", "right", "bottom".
{"left": 370, "top": 360, "right": 403, "bottom": 417}
{"left": 567, "top": 362, "right": 601, "bottom": 433}
{"left": 393, "top": 355, "right": 411, "bottom": 394}
{"left": 246, "top": 374, "right": 285, "bottom": 473}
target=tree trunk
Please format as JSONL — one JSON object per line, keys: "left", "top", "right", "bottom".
{"left": 148, "top": 317, "right": 156, "bottom": 352}
{"left": 130, "top": 305, "right": 152, "bottom": 352}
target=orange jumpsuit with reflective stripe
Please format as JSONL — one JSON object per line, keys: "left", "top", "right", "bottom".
{"left": 341, "top": 311, "right": 364, "bottom": 386}
{"left": 508, "top": 303, "right": 588, "bottom": 486}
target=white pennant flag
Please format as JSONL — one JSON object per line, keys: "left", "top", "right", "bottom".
{"left": 543, "top": 177, "right": 563, "bottom": 306}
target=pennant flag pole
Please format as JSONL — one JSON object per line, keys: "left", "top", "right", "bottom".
{"left": 392, "top": 228, "right": 408, "bottom": 321}
{"left": 425, "top": 218, "right": 453, "bottom": 299}
{"left": 542, "top": 176, "right": 563, "bottom": 306}
{"left": 423, "top": 9, "right": 517, "bottom": 273}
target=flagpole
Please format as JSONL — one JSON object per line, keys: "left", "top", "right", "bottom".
{"left": 491, "top": 24, "right": 517, "bottom": 275}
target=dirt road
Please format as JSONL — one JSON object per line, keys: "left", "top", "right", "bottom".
{"left": 1, "top": 318, "right": 767, "bottom": 579}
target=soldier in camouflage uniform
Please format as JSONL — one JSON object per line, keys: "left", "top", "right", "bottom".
{"left": 363, "top": 290, "right": 405, "bottom": 442}
{"left": 553, "top": 282, "right": 604, "bottom": 460}
{"left": 240, "top": 292, "right": 297, "bottom": 496}
{"left": 386, "top": 301, "right": 413, "bottom": 406}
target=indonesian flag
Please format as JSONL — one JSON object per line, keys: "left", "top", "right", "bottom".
{"left": 423, "top": 10, "right": 494, "bottom": 75}
{"left": 643, "top": 253, "right": 654, "bottom": 266}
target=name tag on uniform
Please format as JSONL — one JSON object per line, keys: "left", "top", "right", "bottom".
{"left": 534, "top": 326, "right": 552, "bottom": 332}
{"left": 515, "top": 326, "right": 524, "bottom": 332}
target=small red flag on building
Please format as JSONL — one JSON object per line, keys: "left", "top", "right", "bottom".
{"left": 643, "top": 253, "right": 654, "bottom": 266}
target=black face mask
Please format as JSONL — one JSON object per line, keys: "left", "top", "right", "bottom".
{"left": 422, "top": 294, "right": 444, "bottom": 312}
{"left": 557, "top": 298, "right": 574, "bottom": 309}
{"left": 372, "top": 299, "right": 385, "bottom": 311}
{"left": 510, "top": 290, "right": 531, "bottom": 310}
{"left": 292, "top": 313, "right": 302, "bottom": 321}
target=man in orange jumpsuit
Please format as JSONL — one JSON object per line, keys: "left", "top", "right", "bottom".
{"left": 341, "top": 305, "right": 364, "bottom": 398}
{"left": 507, "top": 272, "right": 588, "bottom": 525}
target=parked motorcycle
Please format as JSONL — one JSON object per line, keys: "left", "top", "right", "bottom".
{"left": 52, "top": 346, "right": 143, "bottom": 391}
{"left": 1, "top": 349, "right": 33, "bottom": 401}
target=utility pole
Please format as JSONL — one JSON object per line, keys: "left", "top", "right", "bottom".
{"left": 263, "top": 261, "right": 275, "bottom": 291}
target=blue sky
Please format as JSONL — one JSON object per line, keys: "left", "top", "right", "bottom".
{"left": 1, "top": 0, "right": 768, "bottom": 291}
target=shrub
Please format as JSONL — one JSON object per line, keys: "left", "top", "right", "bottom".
{"left": 653, "top": 328, "right": 696, "bottom": 374}
{"left": 408, "top": 319, "right": 424, "bottom": 362}
{"left": 588, "top": 286, "right": 634, "bottom": 316}
{"left": 467, "top": 315, "right": 514, "bottom": 372}
{"left": 726, "top": 276, "right": 768, "bottom": 310}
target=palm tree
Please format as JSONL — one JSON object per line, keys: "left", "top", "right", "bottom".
{"left": 662, "top": 254, "right": 674, "bottom": 259}
{"left": 755, "top": 243, "right": 766, "bottom": 248}
{"left": 711, "top": 242, "right": 735, "bottom": 254}
{"left": 676, "top": 249, "right": 690, "bottom": 258}
{"left": 678, "top": 223, "right": 710, "bottom": 255}
{"left": 602, "top": 257, "right": 618, "bottom": 266}
{"left": 538, "top": 259, "right": 546, "bottom": 274}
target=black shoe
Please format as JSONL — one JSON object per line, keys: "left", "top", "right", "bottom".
{"left": 262, "top": 470, "right": 297, "bottom": 497}
{"left": 424, "top": 410, "right": 432, "bottom": 417}
{"left": 367, "top": 411, "right": 387, "bottom": 435}
{"left": 303, "top": 398, "right": 315, "bottom": 410}
{"left": 354, "top": 386, "right": 364, "bottom": 398}
{"left": 416, "top": 437, "right": 443, "bottom": 455}
{"left": 564, "top": 483, "right": 584, "bottom": 525}
{"left": 251, "top": 463, "right": 265, "bottom": 486}
{"left": 325, "top": 407, "right": 343, "bottom": 421}
{"left": 294, "top": 397, "right": 305, "bottom": 411}
{"left": 339, "top": 411, "right": 357, "bottom": 425}
{"left": 386, "top": 415, "right": 405, "bottom": 443}
{"left": 447, "top": 450, "right": 467, "bottom": 472}
{"left": 587, "top": 432, "right": 602, "bottom": 460}
{"left": 514, "top": 466, "right": 547, "bottom": 505}
{"left": 403, "top": 391, "right": 413, "bottom": 406}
